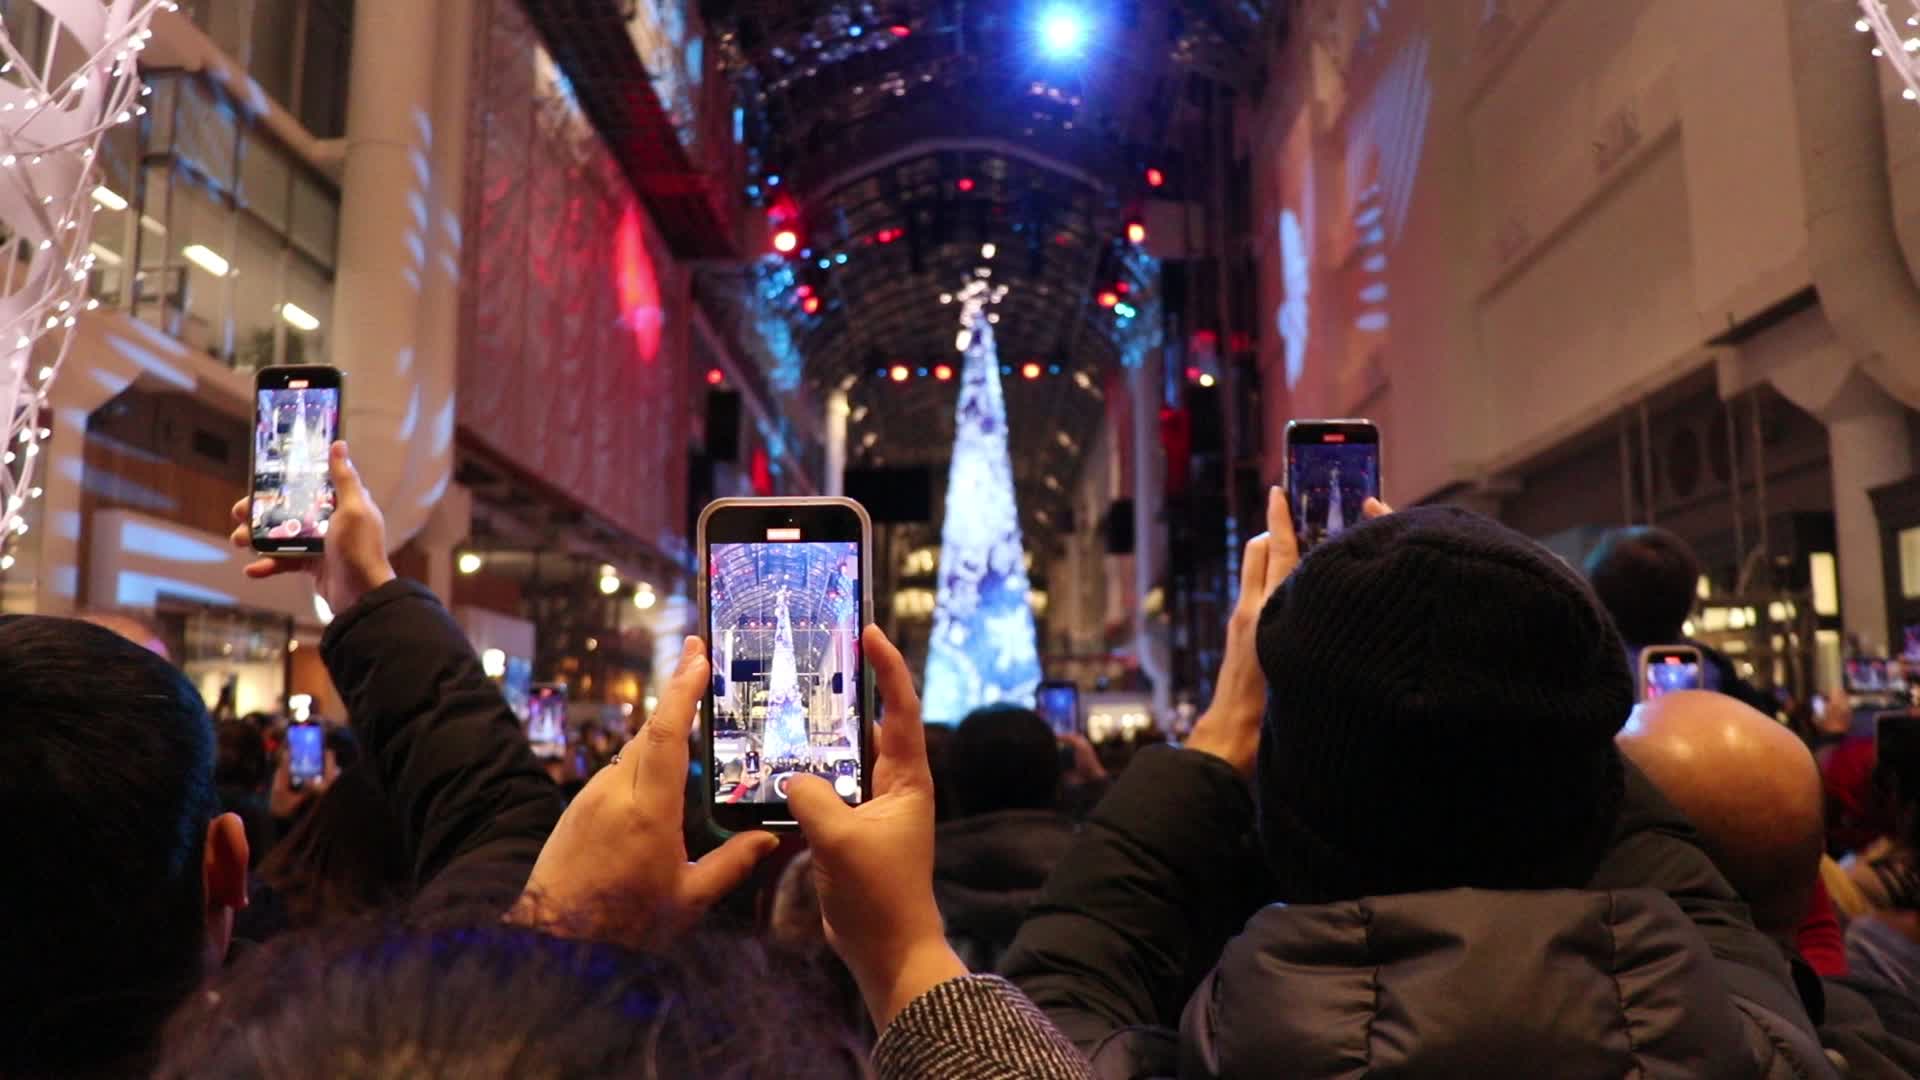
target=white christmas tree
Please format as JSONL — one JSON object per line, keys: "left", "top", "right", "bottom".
{"left": 922, "top": 282, "right": 1042, "bottom": 723}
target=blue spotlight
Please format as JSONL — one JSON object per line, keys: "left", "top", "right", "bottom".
{"left": 1037, "top": 5, "right": 1088, "bottom": 58}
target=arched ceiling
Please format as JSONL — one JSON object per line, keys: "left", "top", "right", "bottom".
{"left": 709, "top": 0, "right": 1261, "bottom": 540}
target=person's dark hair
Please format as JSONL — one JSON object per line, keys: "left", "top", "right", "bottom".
{"left": 256, "top": 764, "right": 412, "bottom": 932}
{"left": 949, "top": 705, "right": 1061, "bottom": 816}
{"left": 1582, "top": 526, "right": 1702, "bottom": 647}
{"left": 0, "top": 615, "right": 220, "bottom": 1076}
{"left": 157, "top": 919, "right": 867, "bottom": 1078}
{"left": 216, "top": 719, "right": 271, "bottom": 793}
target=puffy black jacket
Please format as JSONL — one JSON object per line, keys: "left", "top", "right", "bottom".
{"left": 1003, "top": 746, "right": 1832, "bottom": 1079}
{"left": 935, "top": 809, "right": 1078, "bottom": 971}
{"left": 1181, "top": 888, "right": 1826, "bottom": 1078}
{"left": 319, "top": 579, "right": 564, "bottom": 911}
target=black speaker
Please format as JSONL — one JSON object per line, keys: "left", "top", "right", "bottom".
{"left": 1104, "top": 500, "right": 1135, "bottom": 555}
{"left": 706, "top": 391, "right": 742, "bottom": 463}
{"left": 845, "top": 465, "right": 934, "bottom": 523}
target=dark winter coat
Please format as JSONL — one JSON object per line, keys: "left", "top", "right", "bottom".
{"left": 1003, "top": 746, "right": 1836, "bottom": 1079}
{"left": 935, "top": 809, "right": 1078, "bottom": 971}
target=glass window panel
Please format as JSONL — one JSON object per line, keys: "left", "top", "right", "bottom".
{"left": 173, "top": 179, "right": 236, "bottom": 362}
{"left": 146, "top": 75, "right": 182, "bottom": 154}
{"left": 299, "top": 0, "right": 353, "bottom": 138}
{"left": 186, "top": 0, "right": 252, "bottom": 68}
{"left": 238, "top": 131, "right": 292, "bottom": 231}
{"left": 131, "top": 163, "right": 179, "bottom": 336}
{"left": 250, "top": 0, "right": 300, "bottom": 107}
{"left": 282, "top": 254, "right": 330, "bottom": 366}
{"left": 174, "top": 78, "right": 240, "bottom": 195}
{"left": 289, "top": 172, "right": 336, "bottom": 267}
{"left": 230, "top": 211, "right": 284, "bottom": 371}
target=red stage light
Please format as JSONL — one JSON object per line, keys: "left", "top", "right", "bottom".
{"left": 956, "top": 177, "right": 975, "bottom": 193}
{"left": 1125, "top": 219, "right": 1147, "bottom": 244}
{"left": 889, "top": 24, "right": 911, "bottom": 37}
{"left": 706, "top": 368, "right": 724, "bottom": 386}
{"left": 802, "top": 295, "right": 822, "bottom": 314}
{"left": 1185, "top": 366, "right": 1201, "bottom": 382}
{"left": 1115, "top": 281, "right": 1130, "bottom": 294}
{"left": 772, "top": 228, "right": 799, "bottom": 254}
{"left": 796, "top": 284, "right": 813, "bottom": 298}
{"left": 1097, "top": 290, "right": 1119, "bottom": 308}
{"left": 1021, "top": 361, "right": 1043, "bottom": 380}
{"left": 933, "top": 363, "right": 954, "bottom": 381}
{"left": 1146, "top": 167, "right": 1165, "bottom": 188}
{"left": 889, "top": 364, "right": 911, "bottom": 382}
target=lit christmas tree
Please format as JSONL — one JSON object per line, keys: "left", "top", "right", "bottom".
{"left": 922, "top": 285, "right": 1043, "bottom": 723}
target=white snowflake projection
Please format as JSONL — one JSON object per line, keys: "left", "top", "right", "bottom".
{"left": 0, "top": 0, "right": 174, "bottom": 555}
{"left": 921, "top": 280, "right": 1043, "bottom": 723}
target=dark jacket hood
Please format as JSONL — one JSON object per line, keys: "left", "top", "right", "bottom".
{"left": 934, "top": 810, "right": 1077, "bottom": 959}
{"left": 1181, "top": 886, "right": 1833, "bottom": 1079}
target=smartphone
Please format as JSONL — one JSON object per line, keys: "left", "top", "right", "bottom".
{"left": 1284, "top": 419, "right": 1380, "bottom": 552}
{"left": 1036, "top": 680, "right": 1082, "bottom": 738}
{"left": 527, "top": 684, "right": 569, "bottom": 760}
{"left": 699, "top": 497, "right": 874, "bottom": 832}
{"left": 1639, "top": 645, "right": 1704, "bottom": 702}
{"left": 250, "top": 365, "right": 343, "bottom": 555}
{"left": 287, "top": 721, "right": 325, "bottom": 790}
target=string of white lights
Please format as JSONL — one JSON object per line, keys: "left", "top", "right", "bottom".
{"left": 1857, "top": 1, "right": 1920, "bottom": 103}
{"left": 0, "top": 0, "right": 176, "bottom": 568}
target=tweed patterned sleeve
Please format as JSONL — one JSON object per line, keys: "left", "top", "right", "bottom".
{"left": 872, "top": 975, "right": 1096, "bottom": 1079}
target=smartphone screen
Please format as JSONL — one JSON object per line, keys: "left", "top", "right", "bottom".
{"left": 527, "top": 684, "right": 568, "bottom": 760}
{"left": 1285, "top": 420, "right": 1380, "bottom": 552}
{"left": 1036, "top": 681, "right": 1081, "bottom": 738}
{"left": 287, "top": 723, "right": 324, "bottom": 789}
{"left": 251, "top": 366, "right": 342, "bottom": 555}
{"left": 1640, "top": 647, "right": 1704, "bottom": 701}
{"left": 701, "top": 498, "right": 871, "bottom": 831}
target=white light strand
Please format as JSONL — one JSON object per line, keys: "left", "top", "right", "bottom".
{"left": 1860, "top": 2, "right": 1920, "bottom": 104}
{"left": 0, "top": 0, "right": 173, "bottom": 554}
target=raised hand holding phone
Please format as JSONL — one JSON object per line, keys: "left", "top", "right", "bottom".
{"left": 511, "top": 637, "right": 779, "bottom": 945}
{"left": 1187, "top": 484, "right": 1389, "bottom": 776}
{"left": 229, "top": 441, "right": 395, "bottom": 617}
{"left": 787, "top": 625, "right": 966, "bottom": 1029}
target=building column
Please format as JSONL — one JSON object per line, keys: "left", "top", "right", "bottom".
{"left": 1823, "top": 372, "right": 1913, "bottom": 654}
{"left": 1130, "top": 355, "right": 1172, "bottom": 720}
{"left": 825, "top": 389, "right": 848, "bottom": 497}
{"left": 332, "top": 0, "right": 457, "bottom": 550}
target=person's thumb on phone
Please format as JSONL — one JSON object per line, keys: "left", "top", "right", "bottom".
{"left": 787, "top": 773, "right": 850, "bottom": 842}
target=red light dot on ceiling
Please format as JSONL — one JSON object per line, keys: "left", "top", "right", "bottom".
{"left": 1146, "top": 167, "right": 1165, "bottom": 188}
{"left": 933, "top": 364, "right": 953, "bottom": 381}
{"left": 706, "top": 368, "right": 724, "bottom": 386}
{"left": 1021, "top": 362, "right": 1042, "bottom": 380}
{"left": 796, "top": 284, "right": 813, "bottom": 298}
{"left": 889, "top": 364, "right": 911, "bottom": 382}
{"left": 889, "top": 24, "right": 911, "bottom": 37}
{"left": 803, "top": 296, "right": 821, "bottom": 314}
{"left": 1097, "top": 291, "right": 1119, "bottom": 308}
{"left": 1185, "top": 366, "right": 1201, "bottom": 382}
{"left": 1115, "top": 281, "right": 1130, "bottom": 295}
{"left": 956, "top": 177, "right": 975, "bottom": 193}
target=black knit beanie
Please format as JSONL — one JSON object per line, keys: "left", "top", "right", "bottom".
{"left": 1254, "top": 506, "right": 1633, "bottom": 905}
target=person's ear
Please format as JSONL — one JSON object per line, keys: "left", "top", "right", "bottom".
{"left": 203, "top": 811, "right": 250, "bottom": 916}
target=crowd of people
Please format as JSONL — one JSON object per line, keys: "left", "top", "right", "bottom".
{"left": 6, "top": 445, "right": 1920, "bottom": 1077}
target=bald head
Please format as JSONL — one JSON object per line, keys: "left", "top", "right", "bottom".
{"left": 1618, "top": 691, "right": 1823, "bottom": 938}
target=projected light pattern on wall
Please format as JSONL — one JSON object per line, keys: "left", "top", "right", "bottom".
{"left": 922, "top": 298, "right": 1042, "bottom": 723}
